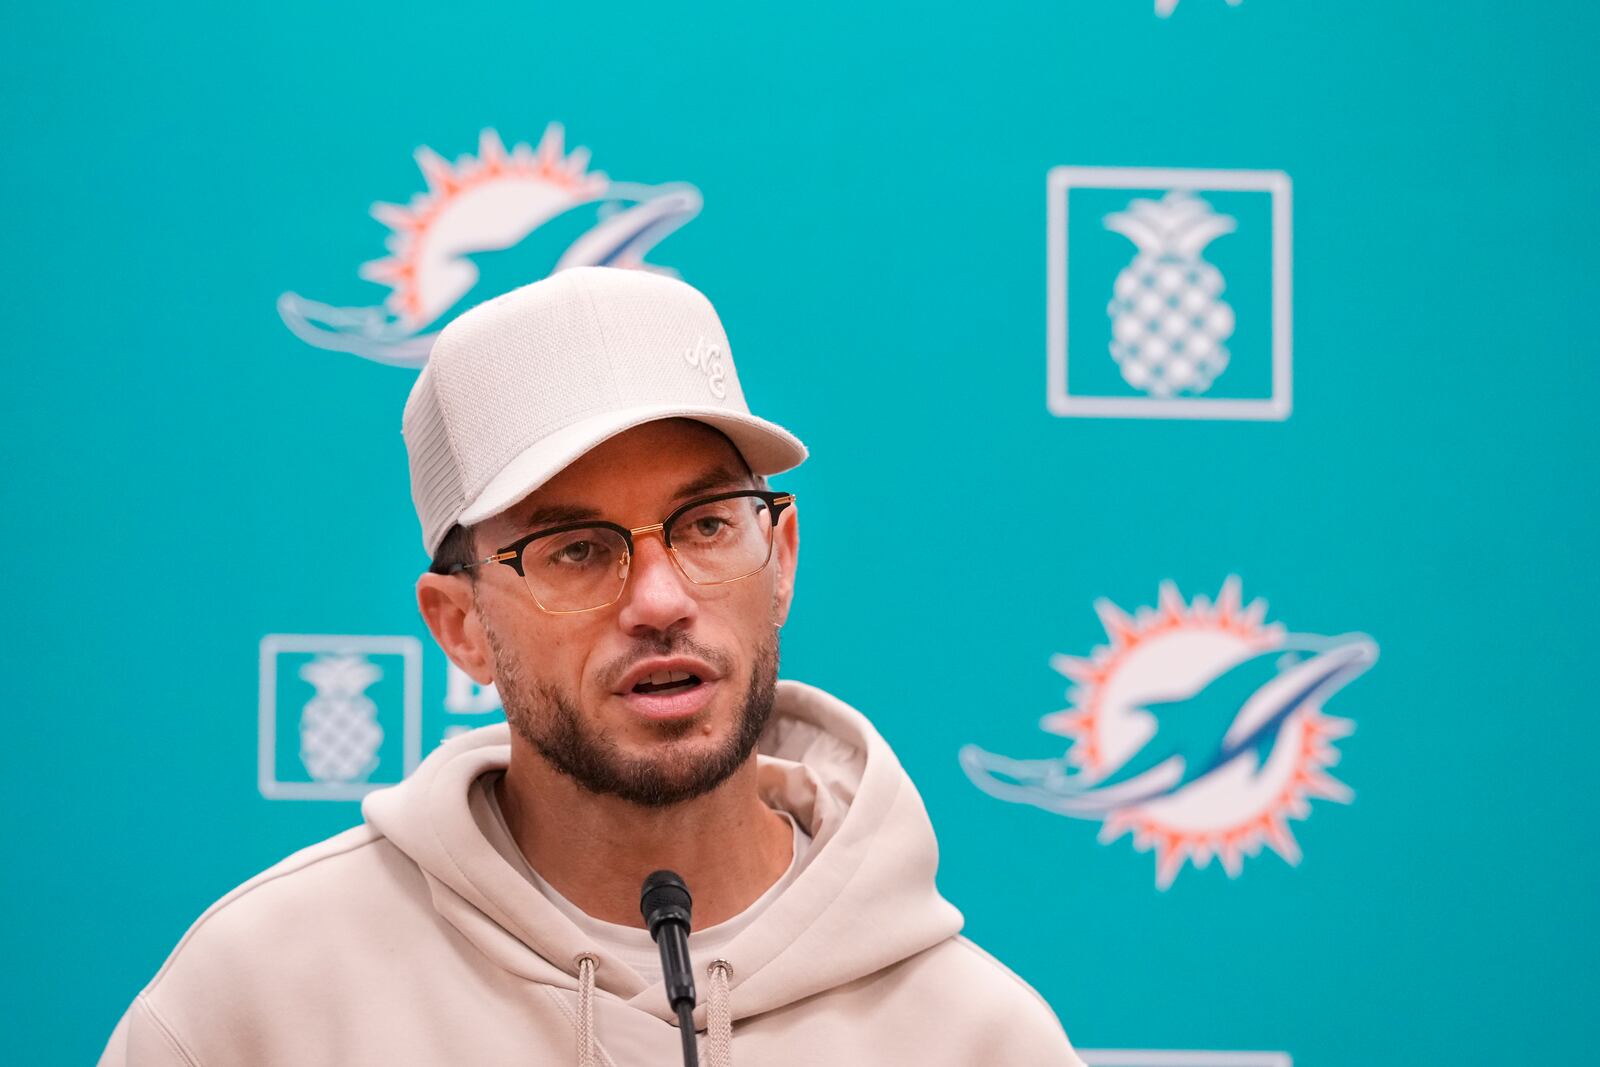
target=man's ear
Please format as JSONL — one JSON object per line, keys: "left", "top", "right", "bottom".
{"left": 770, "top": 504, "right": 800, "bottom": 628}
{"left": 416, "top": 572, "right": 496, "bottom": 685}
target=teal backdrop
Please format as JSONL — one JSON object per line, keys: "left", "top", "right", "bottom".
{"left": 2, "top": 2, "right": 1595, "bottom": 1064}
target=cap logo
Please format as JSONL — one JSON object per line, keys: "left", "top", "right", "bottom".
{"left": 684, "top": 335, "right": 728, "bottom": 399}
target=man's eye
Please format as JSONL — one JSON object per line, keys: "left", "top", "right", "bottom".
{"left": 692, "top": 517, "right": 727, "bottom": 538}
{"left": 549, "top": 540, "right": 604, "bottom": 566}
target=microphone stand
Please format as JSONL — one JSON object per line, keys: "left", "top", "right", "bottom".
{"left": 641, "top": 870, "right": 700, "bottom": 1067}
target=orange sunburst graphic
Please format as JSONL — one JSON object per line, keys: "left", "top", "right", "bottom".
{"left": 358, "top": 125, "right": 610, "bottom": 328}
{"left": 962, "top": 576, "right": 1376, "bottom": 889}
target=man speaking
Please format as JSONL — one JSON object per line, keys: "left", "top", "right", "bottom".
{"left": 100, "top": 268, "right": 1086, "bottom": 1064}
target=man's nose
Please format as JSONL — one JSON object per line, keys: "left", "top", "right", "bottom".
{"left": 615, "top": 534, "right": 697, "bottom": 635}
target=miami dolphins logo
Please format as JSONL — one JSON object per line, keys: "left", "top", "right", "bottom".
{"left": 278, "top": 123, "right": 702, "bottom": 367}
{"left": 961, "top": 577, "right": 1377, "bottom": 888}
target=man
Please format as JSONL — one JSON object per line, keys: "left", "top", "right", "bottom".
{"left": 100, "top": 268, "right": 1086, "bottom": 1065}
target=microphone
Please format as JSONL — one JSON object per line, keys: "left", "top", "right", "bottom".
{"left": 641, "top": 870, "right": 699, "bottom": 1067}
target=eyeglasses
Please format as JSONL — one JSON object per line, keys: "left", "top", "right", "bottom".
{"left": 449, "top": 490, "right": 795, "bottom": 614}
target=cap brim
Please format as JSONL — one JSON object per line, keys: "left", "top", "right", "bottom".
{"left": 458, "top": 406, "right": 808, "bottom": 528}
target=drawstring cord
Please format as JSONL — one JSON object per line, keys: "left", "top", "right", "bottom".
{"left": 704, "top": 960, "right": 733, "bottom": 1067}
{"left": 575, "top": 954, "right": 599, "bottom": 1067}
{"left": 570, "top": 954, "right": 731, "bottom": 1066}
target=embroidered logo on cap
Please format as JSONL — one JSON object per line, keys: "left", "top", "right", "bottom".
{"left": 684, "top": 335, "right": 728, "bottom": 399}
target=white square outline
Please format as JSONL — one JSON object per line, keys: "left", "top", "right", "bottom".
{"left": 1079, "top": 1052, "right": 1292, "bottom": 1067}
{"left": 258, "top": 633, "right": 423, "bottom": 801}
{"left": 1047, "top": 166, "right": 1293, "bottom": 421}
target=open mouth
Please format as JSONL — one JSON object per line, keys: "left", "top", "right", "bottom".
{"left": 631, "top": 670, "right": 703, "bottom": 696}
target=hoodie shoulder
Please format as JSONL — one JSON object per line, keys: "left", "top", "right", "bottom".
{"left": 114, "top": 824, "right": 456, "bottom": 1065}
{"left": 149, "top": 826, "right": 385, "bottom": 968}
{"left": 140, "top": 824, "right": 432, "bottom": 1005}
{"left": 932, "top": 936, "right": 1087, "bottom": 1066}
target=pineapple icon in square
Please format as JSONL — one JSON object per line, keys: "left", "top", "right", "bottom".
{"left": 259, "top": 634, "right": 422, "bottom": 800}
{"left": 1105, "top": 191, "right": 1237, "bottom": 398}
{"left": 1047, "top": 166, "right": 1291, "bottom": 421}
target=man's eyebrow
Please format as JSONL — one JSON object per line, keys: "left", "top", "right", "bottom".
{"left": 519, "top": 502, "right": 604, "bottom": 531}
{"left": 671, "top": 466, "right": 753, "bottom": 501}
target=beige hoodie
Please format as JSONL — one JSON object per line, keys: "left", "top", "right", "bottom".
{"left": 99, "top": 681, "right": 1085, "bottom": 1066}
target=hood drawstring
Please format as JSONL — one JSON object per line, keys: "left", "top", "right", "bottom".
{"left": 575, "top": 954, "right": 599, "bottom": 1067}
{"left": 570, "top": 956, "right": 731, "bottom": 1066}
{"left": 704, "top": 959, "right": 734, "bottom": 1067}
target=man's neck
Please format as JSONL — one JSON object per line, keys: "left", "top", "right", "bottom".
{"left": 495, "top": 744, "right": 795, "bottom": 929}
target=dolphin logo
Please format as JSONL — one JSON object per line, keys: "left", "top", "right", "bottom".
{"left": 961, "top": 633, "right": 1378, "bottom": 818}
{"left": 277, "top": 126, "right": 702, "bottom": 368}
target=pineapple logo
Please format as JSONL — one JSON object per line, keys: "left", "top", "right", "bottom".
{"left": 960, "top": 578, "right": 1376, "bottom": 888}
{"left": 297, "top": 654, "right": 385, "bottom": 783}
{"left": 278, "top": 123, "right": 703, "bottom": 368}
{"left": 1047, "top": 166, "right": 1291, "bottom": 421}
{"left": 259, "top": 634, "right": 422, "bottom": 800}
{"left": 1104, "top": 191, "right": 1237, "bottom": 398}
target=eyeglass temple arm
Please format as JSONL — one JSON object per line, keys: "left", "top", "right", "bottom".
{"left": 447, "top": 549, "right": 518, "bottom": 574}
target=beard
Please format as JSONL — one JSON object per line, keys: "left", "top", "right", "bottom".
{"left": 484, "top": 622, "right": 781, "bottom": 808}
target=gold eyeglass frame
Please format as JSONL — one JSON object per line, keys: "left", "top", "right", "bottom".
{"left": 448, "top": 490, "right": 796, "bottom": 615}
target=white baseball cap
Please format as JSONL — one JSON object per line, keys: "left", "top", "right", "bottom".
{"left": 402, "top": 267, "right": 808, "bottom": 556}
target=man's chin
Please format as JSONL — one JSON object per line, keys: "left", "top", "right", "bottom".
{"left": 556, "top": 723, "right": 753, "bottom": 807}
{"left": 548, "top": 686, "right": 768, "bottom": 808}
{"left": 600, "top": 696, "right": 752, "bottom": 760}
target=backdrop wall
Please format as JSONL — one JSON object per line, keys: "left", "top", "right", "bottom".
{"left": 3, "top": 2, "right": 1595, "bottom": 1064}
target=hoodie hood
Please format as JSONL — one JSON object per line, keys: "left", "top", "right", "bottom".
{"left": 362, "top": 679, "right": 964, "bottom": 1027}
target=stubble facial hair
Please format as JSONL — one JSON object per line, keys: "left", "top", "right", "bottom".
{"left": 484, "top": 620, "right": 780, "bottom": 808}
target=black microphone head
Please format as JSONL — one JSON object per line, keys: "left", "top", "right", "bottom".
{"left": 640, "top": 869, "right": 693, "bottom": 941}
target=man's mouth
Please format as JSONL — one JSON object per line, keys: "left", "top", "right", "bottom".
{"left": 614, "top": 657, "right": 721, "bottom": 720}
{"left": 632, "top": 670, "right": 703, "bottom": 695}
